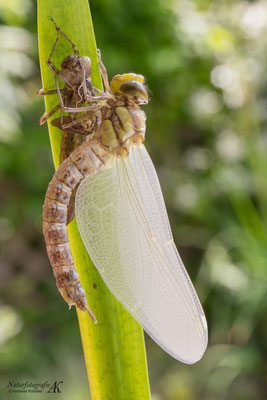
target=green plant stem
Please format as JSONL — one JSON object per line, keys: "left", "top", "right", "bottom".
{"left": 38, "top": 0, "right": 151, "bottom": 398}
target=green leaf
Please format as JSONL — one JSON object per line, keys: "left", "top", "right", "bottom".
{"left": 37, "top": 1, "right": 151, "bottom": 398}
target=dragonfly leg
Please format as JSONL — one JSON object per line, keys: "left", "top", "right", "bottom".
{"left": 93, "top": 87, "right": 107, "bottom": 96}
{"left": 39, "top": 103, "right": 61, "bottom": 125}
{"left": 51, "top": 18, "right": 80, "bottom": 57}
{"left": 85, "top": 93, "right": 111, "bottom": 102}
{"left": 46, "top": 21, "right": 61, "bottom": 75}
{"left": 45, "top": 66, "right": 65, "bottom": 125}
{"left": 45, "top": 60, "right": 73, "bottom": 125}
{"left": 38, "top": 86, "right": 64, "bottom": 126}
{"left": 86, "top": 78, "right": 95, "bottom": 96}
{"left": 61, "top": 104, "right": 103, "bottom": 113}
{"left": 46, "top": 22, "right": 72, "bottom": 127}
{"left": 97, "top": 49, "right": 110, "bottom": 93}
{"left": 62, "top": 107, "right": 100, "bottom": 129}
{"left": 79, "top": 67, "right": 96, "bottom": 104}
{"left": 51, "top": 106, "right": 100, "bottom": 134}
{"left": 45, "top": 32, "right": 66, "bottom": 128}
{"left": 37, "top": 88, "right": 59, "bottom": 96}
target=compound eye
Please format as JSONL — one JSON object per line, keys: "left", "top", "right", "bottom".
{"left": 120, "top": 80, "right": 143, "bottom": 94}
{"left": 80, "top": 56, "right": 91, "bottom": 76}
{"left": 120, "top": 80, "right": 148, "bottom": 102}
{"left": 59, "top": 68, "right": 73, "bottom": 85}
{"left": 61, "top": 54, "right": 78, "bottom": 69}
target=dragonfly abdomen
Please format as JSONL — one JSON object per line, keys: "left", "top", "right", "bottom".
{"left": 43, "top": 140, "right": 107, "bottom": 322}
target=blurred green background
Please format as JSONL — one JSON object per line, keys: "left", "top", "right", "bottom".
{"left": 1, "top": 0, "right": 267, "bottom": 399}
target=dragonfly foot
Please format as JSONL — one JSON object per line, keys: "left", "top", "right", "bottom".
{"left": 85, "top": 306, "right": 97, "bottom": 324}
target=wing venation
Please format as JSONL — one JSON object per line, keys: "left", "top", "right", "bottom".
{"left": 76, "top": 144, "right": 207, "bottom": 363}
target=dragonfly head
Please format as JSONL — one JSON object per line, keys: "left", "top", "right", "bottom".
{"left": 110, "top": 74, "right": 149, "bottom": 105}
{"left": 59, "top": 55, "right": 91, "bottom": 88}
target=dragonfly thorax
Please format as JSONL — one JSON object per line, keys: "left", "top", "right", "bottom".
{"left": 98, "top": 101, "right": 146, "bottom": 154}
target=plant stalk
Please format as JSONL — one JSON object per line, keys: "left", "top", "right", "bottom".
{"left": 38, "top": 0, "right": 151, "bottom": 398}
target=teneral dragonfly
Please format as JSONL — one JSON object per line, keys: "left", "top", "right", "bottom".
{"left": 40, "top": 21, "right": 208, "bottom": 363}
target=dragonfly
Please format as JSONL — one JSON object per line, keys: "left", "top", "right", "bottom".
{"left": 40, "top": 20, "right": 208, "bottom": 364}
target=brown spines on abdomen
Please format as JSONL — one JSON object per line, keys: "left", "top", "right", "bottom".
{"left": 43, "top": 141, "right": 106, "bottom": 322}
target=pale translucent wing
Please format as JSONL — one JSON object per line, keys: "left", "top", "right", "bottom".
{"left": 76, "top": 144, "right": 208, "bottom": 363}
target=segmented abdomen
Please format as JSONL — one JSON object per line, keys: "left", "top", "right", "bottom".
{"left": 43, "top": 140, "right": 107, "bottom": 322}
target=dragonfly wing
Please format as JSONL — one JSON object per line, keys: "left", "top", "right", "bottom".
{"left": 75, "top": 144, "right": 208, "bottom": 363}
